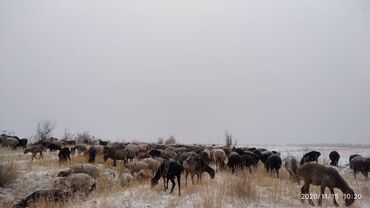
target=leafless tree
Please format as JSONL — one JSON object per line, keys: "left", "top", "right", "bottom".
{"left": 157, "top": 137, "right": 164, "bottom": 144}
{"left": 165, "top": 135, "right": 176, "bottom": 145}
{"left": 62, "top": 128, "right": 74, "bottom": 140}
{"left": 36, "top": 120, "right": 56, "bottom": 141}
{"left": 225, "top": 130, "right": 233, "bottom": 147}
{"left": 75, "top": 131, "right": 92, "bottom": 144}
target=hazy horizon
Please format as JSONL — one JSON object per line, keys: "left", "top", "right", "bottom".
{"left": 1, "top": 0, "right": 369, "bottom": 144}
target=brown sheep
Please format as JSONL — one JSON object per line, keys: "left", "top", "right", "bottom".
{"left": 24, "top": 145, "right": 46, "bottom": 160}
{"left": 141, "top": 158, "right": 161, "bottom": 175}
{"left": 58, "top": 163, "right": 100, "bottom": 179}
{"left": 297, "top": 163, "right": 355, "bottom": 207}
{"left": 213, "top": 149, "right": 226, "bottom": 172}
{"left": 124, "top": 161, "right": 149, "bottom": 175}
{"left": 285, "top": 156, "right": 299, "bottom": 183}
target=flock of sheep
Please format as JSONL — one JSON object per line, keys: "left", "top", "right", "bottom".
{"left": 1, "top": 133, "right": 369, "bottom": 207}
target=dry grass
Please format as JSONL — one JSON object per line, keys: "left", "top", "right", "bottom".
{"left": 0, "top": 161, "right": 19, "bottom": 187}
{"left": 1, "top": 147, "right": 370, "bottom": 208}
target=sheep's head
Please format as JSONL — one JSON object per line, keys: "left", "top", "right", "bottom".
{"left": 57, "top": 170, "right": 70, "bottom": 177}
{"left": 150, "top": 177, "right": 159, "bottom": 188}
{"left": 344, "top": 190, "right": 355, "bottom": 206}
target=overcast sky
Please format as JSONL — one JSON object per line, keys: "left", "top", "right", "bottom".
{"left": 0, "top": 0, "right": 369, "bottom": 144}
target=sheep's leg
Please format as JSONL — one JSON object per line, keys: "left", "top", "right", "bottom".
{"left": 169, "top": 178, "right": 175, "bottom": 194}
{"left": 276, "top": 169, "right": 280, "bottom": 178}
{"left": 113, "top": 159, "right": 116, "bottom": 167}
{"left": 318, "top": 185, "right": 325, "bottom": 206}
{"left": 248, "top": 166, "right": 252, "bottom": 174}
{"left": 306, "top": 183, "right": 315, "bottom": 206}
{"left": 32, "top": 153, "right": 35, "bottom": 160}
{"left": 177, "top": 175, "right": 181, "bottom": 196}
{"left": 191, "top": 173, "right": 195, "bottom": 185}
{"left": 329, "top": 188, "right": 339, "bottom": 207}
{"left": 40, "top": 152, "right": 43, "bottom": 159}
{"left": 354, "top": 170, "right": 357, "bottom": 179}
{"left": 166, "top": 178, "right": 170, "bottom": 191}
{"left": 163, "top": 176, "right": 166, "bottom": 191}
{"left": 185, "top": 171, "right": 188, "bottom": 186}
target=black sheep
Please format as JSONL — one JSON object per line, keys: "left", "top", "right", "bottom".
{"left": 149, "top": 149, "right": 161, "bottom": 158}
{"left": 47, "top": 143, "right": 62, "bottom": 152}
{"left": 58, "top": 147, "right": 71, "bottom": 165}
{"left": 98, "top": 139, "right": 108, "bottom": 145}
{"left": 265, "top": 154, "right": 282, "bottom": 178}
{"left": 88, "top": 147, "right": 97, "bottom": 163}
{"left": 350, "top": 156, "right": 370, "bottom": 179}
{"left": 240, "top": 154, "right": 257, "bottom": 173}
{"left": 300, "top": 151, "right": 321, "bottom": 165}
{"left": 199, "top": 151, "right": 210, "bottom": 164}
{"left": 259, "top": 151, "right": 272, "bottom": 164}
{"left": 151, "top": 160, "right": 182, "bottom": 196}
{"left": 16, "top": 138, "right": 28, "bottom": 149}
{"left": 227, "top": 152, "right": 242, "bottom": 173}
{"left": 329, "top": 151, "right": 340, "bottom": 167}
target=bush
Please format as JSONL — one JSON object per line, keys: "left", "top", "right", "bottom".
{"left": 0, "top": 161, "right": 19, "bottom": 187}
{"left": 164, "top": 135, "right": 176, "bottom": 145}
{"left": 157, "top": 138, "right": 164, "bottom": 145}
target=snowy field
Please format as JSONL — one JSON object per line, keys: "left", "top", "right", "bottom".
{"left": 0, "top": 144, "right": 369, "bottom": 208}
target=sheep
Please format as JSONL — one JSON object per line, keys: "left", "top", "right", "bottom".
{"left": 285, "top": 156, "right": 299, "bottom": 183}
{"left": 13, "top": 189, "right": 71, "bottom": 208}
{"left": 133, "top": 169, "right": 152, "bottom": 181}
{"left": 265, "top": 154, "right": 282, "bottom": 178}
{"left": 71, "top": 144, "right": 88, "bottom": 155}
{"left": 88, "top": 146, "right": 97, "bottom": 163}
{"left": 16, "top": 138, "right": 28, "bottom": 149}
{"left": 46, "top": 143, "right": 62, "bottom": 152}
{"left": 151, "top": 160, "right": 182, "bottom": 196}
{"left": 199, "top": 151, "right": 210, "bottom": 164}
{"left": 58, "top": 163, "right": 100, "bottom": 179}
{"left": 240, "top": 154, "right": 257, "bottom": 173}
{"left": 2, "top": 137, "right": 18, "bottom": 149}
{"left": 141, "top": 158, "right": 161, "bottom": 175}
{"left": 300, "top": 151, "right": 321, "bottom": 165}
{"left": 259, "top": 151, "right": 272, "bottom": 164}
{"left": 58, "top": 147, "right": 71, "bottom": 166}
{"left": 213, "top": 149, "right": 227, "bottom": 172}
{"left": 124, "top": 161, "right": 149, "bottom": 175}
{"left": 297, "top": 163, "right": 355, "bottom": 206}
{"left": 56, "top": 173, "right": 96, "bottom": 196}
{"left": 227, "top": 152, "right": 242, "bottom": 173}
{"left": 329, "top": 151, "right": 340, "bottom": 167}
{"left": 349, "top": 154, "right": 361, "bottom": 169}
{"left": 120, "top": 173, "right": 133, "bottom": 187}
{"left": 98, "top": 139, "right": 108, "bottom": 145}
{"left": 103, "top": 146, "right": 128, "bottom": 166}
{"left": 24, "top": 145, "right": 46, "bottom": 160}
{"left": 183, "top": 155, "right": 215, "bottom": 185}
{"left": 350, "top": 156, "right": 370, "bottom": 179}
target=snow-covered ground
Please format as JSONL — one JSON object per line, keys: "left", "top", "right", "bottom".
{"left": 0, "top": 145, "right": 369, "bottom": 208}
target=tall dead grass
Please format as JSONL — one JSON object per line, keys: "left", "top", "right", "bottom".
{"left": 0, "top": 161, "right": 19, "bottom": 187}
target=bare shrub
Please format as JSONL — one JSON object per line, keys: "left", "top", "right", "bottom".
{"left": 62, "top": 128, "right": 74, "bottom": 140}
{"left": 157, "top": 137, "right": 164, "bottom": 145}
{"left": 0, "top": 161, "right": 19, "bottom": 187}
{"left": 225, "top": 130, "right": 232, "bottom": 147}
{"left": 75, "top": 131, "right": 92, "bottom": 144}
{"left": 36, "top": 119, "right": 56, "bottom": 141}
{"left": 164, "top": 135, "right": 176, "bottom": 145}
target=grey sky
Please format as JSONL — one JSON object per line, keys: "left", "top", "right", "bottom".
{"left": 1, "top": 0, "right": 369, "bottom": 144}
